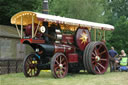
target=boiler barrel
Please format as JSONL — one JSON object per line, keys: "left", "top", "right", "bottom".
{"left": 39, "top": 44, "right": 54, "bottom": 56}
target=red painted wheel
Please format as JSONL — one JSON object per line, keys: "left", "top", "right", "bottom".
{"left": 83, "top": 42, "right": 93, "bottom": 74}
{"left": 83, "top": 42, "right": 109, "bottom": 74}
{"left": 23, "top": 54, "right": 40, "bottom": 77}
{"left": 51, "top": 53, "right": 68, "bottom": 78}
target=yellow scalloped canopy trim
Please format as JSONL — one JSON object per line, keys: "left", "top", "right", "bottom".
{"left": 11, "top": 11, "right": 42, "bottom": 26}
{"left": 11, "top": 11, "right": 91, "bottom": 31}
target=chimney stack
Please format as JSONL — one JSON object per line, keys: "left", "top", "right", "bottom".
{"left": 43, "top": 0, "right": 49, "bottom": 14}
{"left": 42, "top": 0, "right": 49, "bottom": 42}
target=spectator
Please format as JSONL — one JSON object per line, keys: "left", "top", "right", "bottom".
{"left": 115, "top": 50, "right": 127, "bottom": 63}
{"left": 119, "top": 50, "right": 126, "bottom": 57}
{"left": 109, "top": 47, "right": 118, "bottom": 72}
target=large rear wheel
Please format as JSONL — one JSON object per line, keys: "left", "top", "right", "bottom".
{"left": 83, "top": 42, "right": 109, "bottom": 74}
{"left": 23, "top": 54, "right": 40, "bottom": 77}
{"left": 51, "top": 53, "right": 68, "bottom": 78}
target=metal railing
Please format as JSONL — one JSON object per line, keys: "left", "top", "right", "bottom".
{"left": 0, "top": 58, "right": 23, "bottom": 75}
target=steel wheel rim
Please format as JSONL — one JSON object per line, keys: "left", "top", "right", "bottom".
{"left": 53, "top": 54, "right": 68, "bottom": 78}
{"left": 24, "top": 55, "right": 39, "bottom": 77}
{"left": 91, "top": 43, "right": 109, "bottom": 74}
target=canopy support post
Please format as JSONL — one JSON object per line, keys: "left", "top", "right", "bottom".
{"left": 15, "top": 19, "right": 21, "bottom": 37}
{"left": 32, "top": 15, "right": 34, "bottom": 38}
{"left": 34, "top": 21, "right": 41, "bottom": 36}
{"left": 94, "top": 29, "right": 96, "bottom": 41}
{"left": 21, "top": 16, "right": 23, "bottom": 39}
{"left": 103, "top": 30, "right": 105, "bottom": 40}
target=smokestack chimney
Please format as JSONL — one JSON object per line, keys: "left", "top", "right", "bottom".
{"left": 43, "top": 0, "right": 49, "bottom": 14}
{"left": 42, "top": 0, "right": 49, "bottom": 42}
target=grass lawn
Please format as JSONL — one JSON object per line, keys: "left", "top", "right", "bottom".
{"left": 0, "top": 70, "right": 128, "bottom": 85}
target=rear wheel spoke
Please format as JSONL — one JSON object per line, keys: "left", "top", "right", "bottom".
{"left": 99, "top": 50, "right": 106, "bottom": 56}
{"left": 61, "top": 58, "right": 65, "bottom": 63}
{"left": 95, "top": 66, "right": 101, "bottom": 73}
{"left": 55, "top": 66, "right": 59, "bottom": 71}
{"left": 60, "top": 70, "right": 63, "bottom": 77}
{"left": 63, "top": 62, "right": 66, "bottom": 65}
{"left": 94, "top": 49, "right": 98, "bottom": 56}
{"left": 60, "top": 56, "right": 62, "bottom": 64}
{"left": 100, "top": 59, "right": 107, "bottom": 61}
{"left": 92, "top": 61, "right": 95, "bottom": 64}
{"left": 62, "top": 67, "right": 66, "bottom": 71}
{"left": 97, "top": 63, "right": 105, "bottom": 69}
{"left": 98, "top": 45, "right": 102, "bottom": 51}
{"left": 91, "top": 57, "right": 95, "bottom": 59}
{"left": 92, "top": 52, "right": 96, "bottom": 57}
{"left": 55, "top": 60, "right": 60, "bottom": 65}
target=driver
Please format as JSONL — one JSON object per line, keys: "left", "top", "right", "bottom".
{"left": 24, "top": 24, "right": 42, "bottom": 38}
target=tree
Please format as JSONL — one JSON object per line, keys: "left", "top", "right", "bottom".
{"left": 109, "top": 16, "right": 128, "bottom": 52}
{"left": 104, "top": 0, "right": 128, "bottom": 25}
{"left": 49, "top": 0, "right": 106, "bottom": 23}
{"left": 103, "top": 0, "right": 128, "bottom": 52}
{"left": 0, "top": 0, "right": 42, "bottom": 25}
{"left": 0, "top": 0, "right": 108, "bottom": 25}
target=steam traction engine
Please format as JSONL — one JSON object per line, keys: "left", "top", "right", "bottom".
{"left": 11, "top": 11, "right": 114, "bottom": 78}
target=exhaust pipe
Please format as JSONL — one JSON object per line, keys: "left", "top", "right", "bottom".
{"left": 42, "top": 0, "right": 49, "bottom": 42}
{"left": 43, "top": 0, "right": 49, "bottom": 14}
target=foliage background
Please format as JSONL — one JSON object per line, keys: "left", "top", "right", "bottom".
{"left": 0, "top": 0, "right": 128, "bottom": 53}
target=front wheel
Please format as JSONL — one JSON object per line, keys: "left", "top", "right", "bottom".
{"left": 51, "top": 53, "right": 68, "bottom": 78}
{"left": 23, "top": 53, "right": 40, "bottom": 77}
{"left": 83, "top": 42, "right": 109, "bottom": 74}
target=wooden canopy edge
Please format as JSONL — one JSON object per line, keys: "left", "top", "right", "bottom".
{"left": 11, "top": 11, "right": 114, "bottom": 31}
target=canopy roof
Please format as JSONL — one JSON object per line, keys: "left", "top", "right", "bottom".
{"left": 11, "top": 11, "right": 114, "bottom": 31}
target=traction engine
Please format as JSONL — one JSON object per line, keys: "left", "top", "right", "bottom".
{"left": 11, "top": 11, "right": 114, "bottom": 78}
